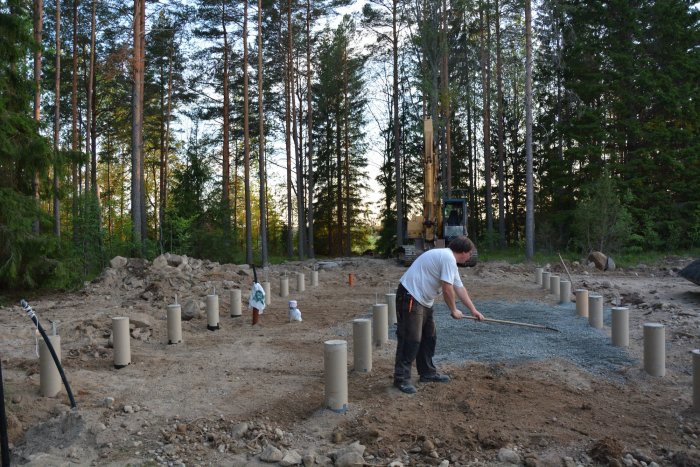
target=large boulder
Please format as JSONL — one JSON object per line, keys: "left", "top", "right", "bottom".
{"left": 587, "top": 251, "right": 616, "bottom": 271}
{"left": 109, "top": 256, "right": 128, "bottom": 269}
{"left": 679, "top": 259, "right": 700, "bottom": 286}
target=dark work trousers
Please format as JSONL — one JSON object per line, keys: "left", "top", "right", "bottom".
{"left": 393, "top": 283, "right": 438, "bottom": 384}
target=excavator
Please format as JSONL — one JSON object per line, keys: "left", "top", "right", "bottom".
{"left": 399, "top": 117, "right": 478, "bottom": 267}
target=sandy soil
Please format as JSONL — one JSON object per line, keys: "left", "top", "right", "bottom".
{"left": 1, "top": 254, "right": 699, "bottom": 466}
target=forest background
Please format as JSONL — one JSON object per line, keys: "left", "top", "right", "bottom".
{"left": 0, "top": 0, "right": 698, "bottom": 290}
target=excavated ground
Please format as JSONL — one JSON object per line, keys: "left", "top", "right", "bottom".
{"left": 1, "top": 254, "right": 699, "bottom": 466}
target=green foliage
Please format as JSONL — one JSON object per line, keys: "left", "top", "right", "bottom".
{"left": 73, "top": 192, "right": 106, "bottom": 279}
{"left": 571, "top": 173, "right": 632, "bottom": 254}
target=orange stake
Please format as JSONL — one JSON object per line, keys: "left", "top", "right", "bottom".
{"left": 348, "top": 273, "right": 354, "bottom": 286}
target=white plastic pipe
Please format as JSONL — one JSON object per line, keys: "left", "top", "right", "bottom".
{"left": 575, "top": 289, "right": 589, "bottom": 317}
{"left": 206, "top": 294, "right": 220, "bottom": 330}
{"left": 644, "top": 323, "right": 665, "bottom": 377}
{"left": 535, "top": 267, "right": 543, "bottom": 286}
{"left": 559, "top": 280, "right": 571, "bottom": 304}
{"left": 324, "top": 340, "right": 348, "bottom": 413}
{"left": 280, "top": 276, "right": 289, "bottom": 297}
{"left": 39, "top": 335, "right": 61, "bottom": 397}
{"left": 352, "top": 319, "right": 372, "bottom": 373}
{"left": 112, "top": 317, "right": 131, "bottom": 368}
{"left": 372, "top": 303, "right": 389, "bottom": 347}
{"left": 230, "top": 289, "right": 242, "bottom": 317}
{"left": 385, "top": 293, "right": 397, "bottom": 326}
{"left": 588, "top": 294, "right": 604, "bottom": 329}
{"left": 167, "top": 304, "right": 182, "bottom": 344}
{"left": 297, "top": 272, "right": 305, "bottom": 293}
{"left": 311, "top": 270, "right": 319, "bottom": 287}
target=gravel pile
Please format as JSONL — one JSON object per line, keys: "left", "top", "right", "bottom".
{"left": 431, "top": 300, "right": 637, "bottom": 377}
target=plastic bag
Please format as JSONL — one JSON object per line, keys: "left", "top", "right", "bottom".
{"left": 248, "top": 282, "right": 266, "bottom": 313}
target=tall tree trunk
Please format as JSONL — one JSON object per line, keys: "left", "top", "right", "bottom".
{"left": 258, "top": 0, "right": 268, "bottom": 265}
{"left": 159, "top": 45, "right": 173, "bottom": 252}
{"left": 89, "top": 0, "right": 97, "bottom": 193}
{"left": 139, "top": 1, "right": 146, "bottom": 241}
{"left": 441, "top": 0, "right": 452, "bottom": 198}
{"left": 71, "top": 0, "right": 78, "bottom": 242}
{"left": 33, "top": 0, "right": 43, "bottom": 235}
{"left": 305, "top": 0, "right": 314, "bottom": 258}
{"left": 496, "top": 0, "right": 506, "bottom": 247}
{"left": 243, "top": 0, "right": 253, "bottom": 264}
{"left": 336, "top": 105, "right": 343, "bottom": 255}
{"left": 343, "top": 47, "right": 351, "bottom": 254}
{"left": 131, "top": 0, "right": 144, "bottom": 246}
{"left": 285, "top": 0, "right": 293, "bottom": 257}
{"left": 222, "top": 3, "right": 231, "bottom": 234}
{"left": 53, "top": 0, "right": 61, "bottom": 237}
{"left": 392, "top": 0, "right": 402, "bottom": 249}
{"left": 525, "top": 0, "right": 534, "bottom": 259}
{"left": 292, "top": 54, "right": 305, "bottom": 260}
{"left": 85, "top": 0, "right": 95, "bottom": 193}
{"left": 480, "top": 0, "right": 493, "bottom": 243}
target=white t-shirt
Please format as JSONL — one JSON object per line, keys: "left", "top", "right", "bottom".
{"left": 400, "top": 248, "right": 464, "bottom": 307}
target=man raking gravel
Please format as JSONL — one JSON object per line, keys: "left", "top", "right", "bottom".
{"left": 393, "top": 236, "right": 484, "bottom": 394}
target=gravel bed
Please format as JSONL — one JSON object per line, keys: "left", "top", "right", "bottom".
{"left": 430, "top": 300, "right": 637, "bottom": 377}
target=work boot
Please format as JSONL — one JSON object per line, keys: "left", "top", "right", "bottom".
{"left": 419, "top": 373, "right": 450, "bottom": 383}
{"left": 394, "top": 381, "right": 417, "bottom": 394}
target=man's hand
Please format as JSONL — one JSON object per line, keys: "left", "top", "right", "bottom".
{"left": 471, "top": 309, "right": 485, "bottom": 321}
{"left": 450, "top": 309, "right": 465, "bottom": 320}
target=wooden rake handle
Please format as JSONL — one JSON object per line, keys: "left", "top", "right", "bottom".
{"left": 464, "top": 316, "right": 560, "bottom": 332}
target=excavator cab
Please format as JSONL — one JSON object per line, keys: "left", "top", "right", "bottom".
{"left": 442, "top": 199, "right": 467, "bottom": 242}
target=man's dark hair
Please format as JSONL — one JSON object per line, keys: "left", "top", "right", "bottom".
{"left": 449, "top": 236, "right": 474, "bottom": 253}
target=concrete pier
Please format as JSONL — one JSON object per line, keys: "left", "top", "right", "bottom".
{"left": 39, "top": 335, "right": 61, "bottom": 397}
{"left": 324, "top": 340, "right": 348, "bottom": 413}
{"left": 352, "top": 319, "right": 372, "bottom": 373}
{"left": 112, "top": 317, "right": 131, "bottom": 369}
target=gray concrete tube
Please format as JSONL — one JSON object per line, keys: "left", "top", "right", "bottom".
{"left": 262, "top": 281, "right": 271, "bottom": 305}
{"left": 112, "top": 317, "right": 131, "bottom": 368}
{"left": 167, "top": 304, "right": 182, "bottom": 344}
{"left": 588, "top": 294, "right": 604, "bottom": 329}
{"left": 372, "top": 303, "right": 389, "bottom": 347}
{"left": 324, "top": 340, "right": 348, "bottom": 413}
{"left": 541, "top": 271, "right": 551, "bottom": 291}
{"left": 230, "top": 289, "right": 242, "bottom": 317}
{"left": 39, "top": 335, "right": 61, "bottom": 397}
{"left": 206, "top": 294, "right": 220, "bottom": 330}
{"left": 311, "top": 270, "right": 319, "bottom": 287}
{"left": 535, "top": 267, "right": 543, "bottom": 285}
{"left": 693, "top": 349, "right": 700, "bottom": 411}
{"left": 611, "top": 307, "right": 629, "bottom": 347}
{"left": 385, "top": 293, "right": 397, "bottom": 326}
{"left": 559, "top": 280, "right": 572, "bottom": 304}
{"left": 353, "top": 319, "right": 372, "bottom": 373}
{"left": 575, "top": 289, "right": 589, "bottom": 317}
{"left": 550, "top": 275, "right": 560, "bottom": 296}
{"left": 644, "top": 323, "right": 666, "bottom": 377}
{"left": 297, "top": 273, "right": 305, "bottom": 293}
{"left": 280, "top": 276, "right": 289, "bottom": 297}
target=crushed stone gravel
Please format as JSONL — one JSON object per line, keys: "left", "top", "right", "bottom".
{"left": 428, "top": 300, "right": 637, "bottom": 378}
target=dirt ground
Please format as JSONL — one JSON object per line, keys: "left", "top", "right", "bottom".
{"left": 1, "top": 254, "right": 700, "bottom": 466}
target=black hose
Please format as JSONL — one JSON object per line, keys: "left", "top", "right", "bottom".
{"left": 0, "top": 358, "right": 10, "bottom": 466}
{"left": 19, "top": 300, "right": 76, "bottom": 409}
